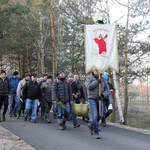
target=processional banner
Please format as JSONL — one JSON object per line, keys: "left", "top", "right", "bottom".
{"left": 84, "top": 24, "right": 119, "bottom": 73}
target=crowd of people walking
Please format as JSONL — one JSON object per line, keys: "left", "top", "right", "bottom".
{"left": 0, "top": 68, "right": 114, "bottom": 139}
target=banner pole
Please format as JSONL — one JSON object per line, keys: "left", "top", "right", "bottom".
{"left": 98, "top": 73, "right": 101, "bottom": 117}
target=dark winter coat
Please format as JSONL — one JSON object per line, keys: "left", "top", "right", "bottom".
{"left": 86, "top": 73, "right": 112, "bottom": 101}
{"left": 70, "top": 80, "right": 80, "bottom": 103}
{"left": 75, "top": 80, "right": 86, "bottom": 101}
{"left": 41, "top": 81, "right": 52, "bottom": 103}
{"left": 0, "top": 77, "right": 11, "bottom": 95}
{"left": 22, "top": 80, "right": 40, "bottom": 100}
{"left": 9, "top": 75, "right": 20, "bottom": 94}
{"left": 39, "top": 79, "right": 46, "bottom": 101}
{"left": 52, "top": 77, "right": 73, "bottom": 103}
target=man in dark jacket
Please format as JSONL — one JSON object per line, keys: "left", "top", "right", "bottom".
{"left": 74, "top": 75, "right": 89, "bottom": 123}
{"left": 68, "top": 73, "right": 80, "bottom": 128}
{"left": 52, "top": 69, "right": 73, "bottom": 130}
{"left": 0, "top": 70, "right": 11, "bottom": 121}
{"left": 86, "top": 68, "right": 112, "bottom": 139}
{"left": 39, "top": 73, "right": 48, "bottom": 118}
{"left": 9, "top": 71, "right": 20, "bottom": 117}
{"left": 40, "top": 75, "right": 53, "bottom": 123}
{"left": 74, "top": 75, "right": 86, "bottom": 102}
{"left": 23, "top": 73, "right": 40, "bottom": 123}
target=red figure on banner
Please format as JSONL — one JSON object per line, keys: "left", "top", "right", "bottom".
{"left": 94, "top": 34, "right": 108, "bottom": 54}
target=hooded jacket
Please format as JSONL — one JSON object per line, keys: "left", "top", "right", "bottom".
{"left": 86, "top": 72, "right": 112, "bottom": 103}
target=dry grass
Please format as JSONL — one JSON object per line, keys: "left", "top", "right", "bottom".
{"left": 111, "top": 103, "right": 150, "bottom": 130}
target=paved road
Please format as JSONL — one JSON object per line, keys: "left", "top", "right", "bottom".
{"left": 1, "top": 114, "right": 150, "bottom": 150}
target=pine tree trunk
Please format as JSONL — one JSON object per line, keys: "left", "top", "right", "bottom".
{"left": 18, "top": 54, "right": 22, "bottom": 78}
{"left": 49, "top": 0, "right": 56, "bottom": 78}
{"left": 37, "top": 46, "right": 41, "bottom": 77}
{"left": 40, "top": 12, "right": 45, "bottom": 75}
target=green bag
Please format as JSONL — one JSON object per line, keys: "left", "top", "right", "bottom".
{"left": 72, "top": 103, "right": 89, "bottom": 117}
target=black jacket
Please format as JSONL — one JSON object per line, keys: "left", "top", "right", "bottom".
{"left": 22, "top": 80, "right": 40, "bottom": 100}
{"left": 0, "top": 77, "right": 11, "bottom": 95}
{"left": 76, "top": 80, "right": 86, "bottom": 101}
{"left": 70, "top": 81, "right": 80, "bottom": 103}
{"left": 52, "top": 77, "right": 73, "bottom": 103}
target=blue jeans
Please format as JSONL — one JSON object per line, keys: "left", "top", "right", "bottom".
{"left": 89, "top": 98, "right": 99, "bottom": 134}
{"left": 9, "top": 94, "right": 20, "bottom": 115}
{"left": 53, "top": 103, "right": 57, "bottom": 114}
{"left": 57, "top": 101, "right": 70, "bottom": 120}
{"left": 71, "top": 100, "right": 78, "bottom": 125}
{"left": 24, "top": 99, "right": 38, "bottom": 121}
{"left": 101, "top": 99, "right": 105, "bottom": 118}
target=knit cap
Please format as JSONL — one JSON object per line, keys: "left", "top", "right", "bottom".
{"left": 68, "top": 73, "right": 74, "bottom": 78}
{"left": 47, "top": 75, "right": 53, "bottom": 79}
{"left": 58, "top": 69, "right": 65, "bottom": 74}
{"left": 13, "top": 71, "right": 19, "bottom": 76}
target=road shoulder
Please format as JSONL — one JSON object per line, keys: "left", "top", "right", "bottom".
{"left": 0, "top": 125, "right": 35, "bottom": 150}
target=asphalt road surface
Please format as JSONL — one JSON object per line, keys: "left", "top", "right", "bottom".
{"left": 1, "top": 114, "right": 150, "bottom": 150}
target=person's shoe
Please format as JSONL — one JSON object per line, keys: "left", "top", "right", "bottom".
{"left": 59, "top": 125, "right": 64, "bottom": 130}
{"left": 10, "top": 114, "right": 12, "bottom": 117}
{"left": 82, "top": 117, "right": 86, "bottom": 121}
{"left": 42, "top": 114, "right": 46, "bottom": 121}
{"left": 101, "top": 117, "right": 106, "bottom": 127}
{"left": 63, "top": 124, "right": 66, "bottom": 129}
{"left": 73, "top": 123, "right": 80, "bottom": 128}
{"left": 17, "top": 114, "right": 20, "bottom": 119}
{"left": 94, "top": 133, "right": 100, "bottom": 139}
{"left": 2, "top": 114, "right": 6, "bottom": 121}
{"left": 46, "top": 113, "right": 51, "bottom": 123}
{"left": 86, "top": 120, "right": 89, "bottom": 123}
{"left": 47, "top": 120, "right": 51, "bottom": 123}
{"left": 14, "top": 114, "right": 17, "bottom": 117}
{"left": 24, "top": 117, "right": 27, "bottom": 121}
{"left": 101, "top": 122, "right": 106, "bottom": 127}
{"left": 31, "top": 120, "right": 36, "bottom": 123}
{"left": 63, "top": 119, "right": 66, "bottom": 129}
{"left": 28, "top": 116, "right": 31, "bottom": 121}
{"left": 87, "top": 123, "right": 94, "bottom": 135}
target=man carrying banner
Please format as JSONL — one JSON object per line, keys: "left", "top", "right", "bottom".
{"left": 85, "top": 24, "right": 124, "bottom": 130}
{"left": 86, "top": 68, "right": 111, "bottom": 139}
